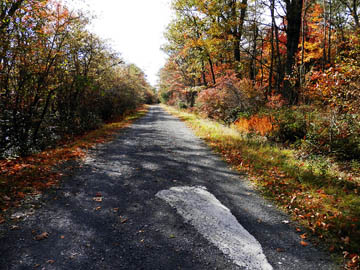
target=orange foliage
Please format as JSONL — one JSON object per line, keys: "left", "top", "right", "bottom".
{"left": 234, "top": 115, "right": 275, "bottom": 136}
{"left": 299, "top": 4, "right": 326, "bottom": 64}
{"left": 265, "top": 93, "right": 287, "bottom": 108}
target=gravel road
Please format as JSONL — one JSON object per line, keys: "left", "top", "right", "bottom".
{"left": 0, "top": 105, "right": 338, "bottom": 270}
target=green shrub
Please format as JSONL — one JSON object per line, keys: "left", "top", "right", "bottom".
{"left": 303, "top": 113, "right": 360, "bottom": 160}
{"left": 178, "top": 101, "right": 188, "bottom": 109}
{"left": 269, "top": 108, "right": 308, "bottom": 144}
{"left": 160, "top": 90, "right": 171, "bottom": 104}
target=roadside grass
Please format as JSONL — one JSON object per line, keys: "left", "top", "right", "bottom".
{"left": 0, "top": 106, "right": 148, "bottom": 220}
{"left": 162, "top": 104, "right": 360, "bottom": 268}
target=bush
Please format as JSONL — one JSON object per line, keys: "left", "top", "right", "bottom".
{"left": 269, "top": 108, "right": 308, "bottom": 144}
{"left": 234, "top": 114, "right": 275, "bottom": 136}
{"left": 302, "top": 112, "right": 360, "bottom": 160}
{"left": 304, "top": 34, "right": 360, "bottom": 115}
{"left": 234, "top": 105, "right": 360, "bottom": 160}
{"left": 178, "top": 101, "right": 188, "bottom": 109}
{"left": 159, "top": 91, "right": 171, "bottom": 103}
{"left": 197, "top": 72, "right": 264, "bottom": 123}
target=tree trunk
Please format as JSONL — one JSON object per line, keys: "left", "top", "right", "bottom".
{"left": 328, "top": 0, "right": 332, "bottom": 63}
{"left": 250, "top": 24, "right": 258, "bottom": 80}
{"left": 268, "top": 14, "right": 275, "bottom": 98}
{"left": 322, "top": 0, "right": 327, "bottom": 69}
{"left": 300, "top": 0, "right": 307, "bottom": 88}
{"left": 201, "top": 60, "right": 207, "bottom": 86}
{"left": 231, "top": 0, "right": 247, "bottom": 64}
{"left": 352, "top": 0, "right": 360, "bottom": 28}
{"left": 208, "top": 58, "right": 216, "bottom": 85}
{"left": 283, "top": 0, "right": 303, "bottom": 103}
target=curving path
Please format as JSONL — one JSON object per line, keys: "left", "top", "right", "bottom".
{"left": 0, "top": 105, "right": 338, "bottom": 270}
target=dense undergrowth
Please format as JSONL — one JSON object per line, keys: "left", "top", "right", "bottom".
{"left": 234, "top": 106, "right": 360, "bottom": 162}
{"left": 0, "top": 106, "right": 148, "bottom": 223}
{"left": 163, "top": 104, "right": 359, "bottom": 269}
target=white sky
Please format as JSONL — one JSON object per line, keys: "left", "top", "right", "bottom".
{"left": 67, "top": 0, "right": 173, "bottom": 87}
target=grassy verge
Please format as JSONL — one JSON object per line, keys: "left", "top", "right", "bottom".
{"left": 162, "top": 104, "right": 359, "bottom": 269}
{"left": 0, "top": 106, "right": 148, "bottom": 220}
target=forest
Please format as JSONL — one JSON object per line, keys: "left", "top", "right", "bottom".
{"left": 159, "top": 0, "right": 360, "bottom": 161}
{"left": 0, "top": 0, "right": 155, "bottom": 159}
{"left": 159, "top": 0, "right": 360, "bottom": 267}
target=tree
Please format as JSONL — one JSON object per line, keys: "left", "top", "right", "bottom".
{"left": 339, "top": 0, "right": 360, "bottom": 28}
{"left": 0, "top": 0, "right": 25, "bottom": 31}
{"left": 0, "top": 0, "right": 152, "bottom": 158}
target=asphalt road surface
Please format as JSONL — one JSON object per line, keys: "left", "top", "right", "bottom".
{"left": 0, "top": 105, "right": 338, "bottom": 270}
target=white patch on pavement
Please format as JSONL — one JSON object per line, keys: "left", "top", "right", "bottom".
{"left": 156, "top": 186, "right": 273, "bottom": 270}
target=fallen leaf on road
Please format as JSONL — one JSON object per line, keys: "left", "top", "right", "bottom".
{"left": 276, "top": 248, "right": 284, "bottom": 252}
{"left": 119, "top": 216, "right": 128, "bottom": 224}
{"left": 93, "top": 197, "right": 102, "bottom": 202}
{"left": 10, "top": 225, "right": 19, "bottom": 230}
{"left": 296, "top": 228, "right": 301, "bottom": 232}
{"left": 95, "top": 206, "right": 101, "bottom": 211}
{"left": 113, "top": 208, "right": 119, "bottom": 212}
{"left": 46, "top": 260, "right": 55, "bottom": 264}
{"left": 300, "top": 233, "right": 307, "bottom": 239}
{"left": 60, "top": 235, "right": 65, "bottom": 239}
{"left": 300, "top": 240, "right": 309, "bottom": 246}
{"left": 34, "top": 232, "right": 49, "bottom": 241}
